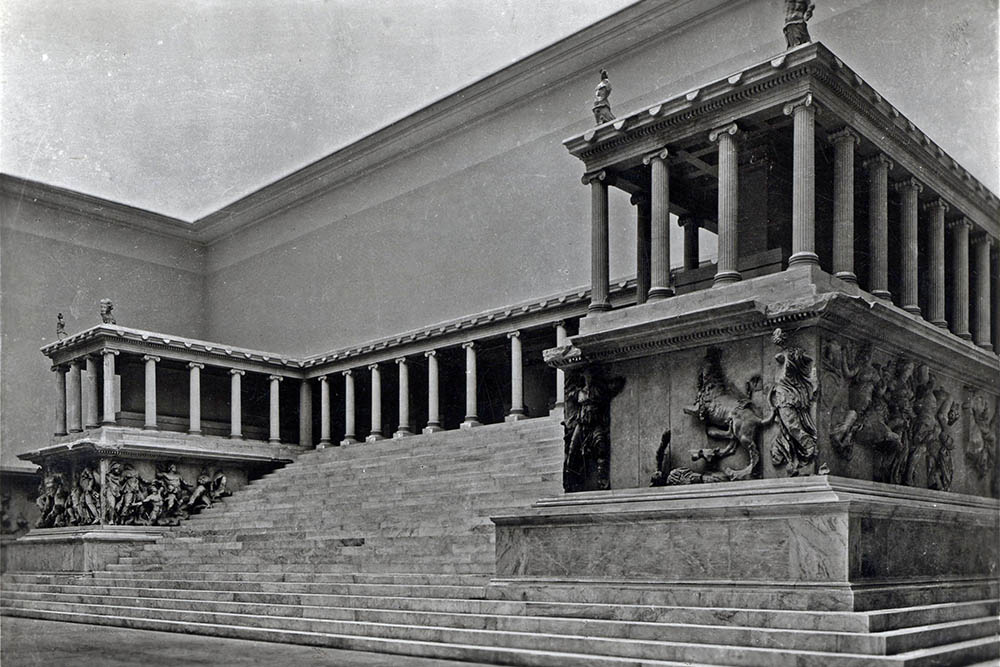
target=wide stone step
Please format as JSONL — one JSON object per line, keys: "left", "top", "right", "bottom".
{"left": 3, "top": 598, "right": 996, "bottom": 666}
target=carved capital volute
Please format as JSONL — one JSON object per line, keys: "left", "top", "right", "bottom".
{"left": 581, "top": 169, "right": 607, "bottom": 186}
{"left": 187, "top": 362, "right": 204, "bottom": 370}
{"left": 342, "top": 369, "right": 352, "bottom": 378}
{"left": 367, "top": 363, "right": 380, "bottom": 372}
{"left": 971, "top": 231, "right": 996, "bottom": 249}
{"left": 552, "top": 320, "right": 567, "bottom": 330}
{"left": 424, "top": 350, "right": 437, "bottom": 359}
{"left": 102, "top": 349, "right": 120, "bottom": 358}
{"left": 921, "top": 198, "right": 950, "bottom": 215}
{"left": 629, "top": 192, "right": 650, "bottom": 207}
{"left": 891, "top": 177, "right": 923, "bottom": 195}
{"left": 827, "top": 126, "right": 860, "bottom": 147}
{"left": 461, "top": 341, "right": 476, "bottom": 351}
{"left": 947, "top": 217, "right": 974, "bottom": 233}
{"left": 782, "top": 92, "right": 814, "bottom": 116}
{"left": 317, "top": 374, "right": 329, "bottom": 384}
{"left": 862, "top": 153, "right": 894, "bottom": 173}
{"left": 395, "top": 357, "right": 407, "bottom": 366}
{"left": 268, "top": 374, "right": 283, "bottom": 383}
{"left": 229, "top": 368, "right": 245, "bottom": 377}
{"left": 142, "top": 355, "right": 161, "bottom": 364}
{"left": 68, "top": 358, "right": 82, "bottom": 369}
{"left": 677, "top": 214, "right": 699, "bottom": 228}
{"left": 708, "top": 122, "right": 739, "bottom": 143}
{"left": 51, "top": 364, "right": 67, "bottom": 374}
{"left": 641, "top": 147, "right": 670, "bottom": 166}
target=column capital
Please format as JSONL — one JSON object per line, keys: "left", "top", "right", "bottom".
{"left": 395, "top": 357, "right": 408, "bottom": 365}
{"left": 229, "top": 368, "right": 245, "bottom": 376}
{"left": 342, "top": 369, "right": 353, "bottom": 377}
{"left": 677, "top": 214, "right": 699, "bottom": 228}
{"left": 708, "top": 122, "right": 739, "bottom": 143}
{"left": 890, "top": 177, "right": 923, "bottom": 195}
{"left": 581, "top": 169, "right": 608, "bottom": 186}
{"left": 424, "top": 349, "right": 437, "bottom": 359}
{"left": 782, "top": 92, "right": 814, "bottom": 116}
{"left": 921, "top": 198, "right": 950, "bottom": 214}
{"left": 461, "top": 341, "right": 476, "bottom": 351}
{"left": 947, "top": 217, "right": 974, "bottom": 232}
{"left": 827, "top": 126, "right": 860, "bottom": 146}
{"left": 862, "top": 153, "right": 894, "bottom": 172}
{"left": 51, "top": 364, "right": 68, "bottom": 373}
{"left": 641, "top": 147, "right": 669, "bottom": 165}
{"left": 629, "top": 192, "right": 650, "bottom": 207}
{"left": 102, "top": 348, "right": 120, "bottom": 357}
{"left": 67, "top": 358, "right": 82, "bottom": 368}
{"left": 142, "top": 355, "right": 161, "bottom": 363}
{"left": 552, "top": 320, "right": 567, "bottom": 329}
{"left": 317, "top": 374, "right": 329, "bottom": 383}
{"left": 971, "top": 231, "right": 996, "bottom": 248}
{"left": 187, "top": 362, "right": 204, "bottom": 370}
{"left": 506, "top": 330, "right": 521, "bottom": 340}
{"left": 268, "top": 374, "right": 283, "bottom": 382}
{"left": 367, "top": 363, "right": 380, "bottom": 371}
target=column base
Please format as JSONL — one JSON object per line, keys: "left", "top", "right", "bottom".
{"left": 142, "top": 425, "right": 158, "bottom": 431}
{"left": 833, "top": 271, "right": 858, "bottom": 285}
{"left": 228, "top": 433, "right": 244, "bottom": 440}
{"left": 68, "top": 428, "right": 83, "bottom": 434}
{"left": 422, "top": 423, "right": 444, "bottom": 434}
{"left": 587, "top": 301, "right": 611, "bottom": 314}
{"left": 505, "top": 412, "right": 528, "bottom": 423}
{"left": 339, "top": 437, "right": 358, "bottom": 446}
{"left": 393, "top": 430, "right": 412, "bottom": 439}
{"left": 958, "top": 332, "right": 973, "bottom": 341}
{"left": 931, "top": 320, "right": 949, "bottom": 329}
{"left": 53, "top": 431, "right": 67, "bottom": 437}
{"left": 84, "top": 422, "right": 100, "bottom": 430}
{"left": 460, "top": 419, "right": 482, "bottom": 429}
{"left": 976, "top": 342, "right": 994, "bottom": 351}
{"left": 101, "top": 420, "right": 117, "bottom": 426}
{"left": 317, "top": 438, "right": 332, "bottom": 449}
{"left": 647, "top": 287, "right": 674, "bottom": 301}
{"left": 872, "top": 289, "right": 892, "bottom": 301}
{"left": 365, "top": 433, "right": 385, "bottom": 443}
{"left": 713, "top": 271, "right": 741, "bottom": 287}
{"left": 188, "top": 429, "right": 203, "bottom": 436}
{"left": 268, "top": 438, "right": 281, "bottom": 444}
{"left": 903, "top": 305, "right": 921, "bottom": 316}
{"left": 788, "top": 252, "right": 820, "bottom": 268}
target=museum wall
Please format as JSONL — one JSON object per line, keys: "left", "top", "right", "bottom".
{"left": 201, "top": 0, "right": 996, "bottom": 357}
{"left": 0, "top": 194, "right": 205, "bottom": 467}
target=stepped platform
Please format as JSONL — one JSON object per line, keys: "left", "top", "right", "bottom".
{"left": 4, "top": 417, "right": 998, "bottom": 665}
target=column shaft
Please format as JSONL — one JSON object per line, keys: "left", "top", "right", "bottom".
{"left": 84, "top": 355, "right": 99, "bottom": 428}
{"left": 682, "top": 217, "right": 700, "bottom": 271}
{"left": 299, "top": 380, "right": 313, "bottom": 446}
{"left": 506, "top": 332, "right": 525, "bottom": 421}
{"left": 786, "top": 96, "right": 818, "bottom": 267}
{"left": 633, "top": 194, "right": 651, "bottom": 305}
{"left": 973, "top": 235, "right": 993, "bottom": 350}
{"left": 460, "top": 343, "right": 481, "bottom": 428}
{"left": 711, "top": 124, "right": 740, "bottom": 286}
{"left": 588, "top": 172, "right": 611, "bottom": 312}
{"left": 646, "top": 150, "right": 672, "bottom": 299}
{"left": 268, "top": 375, "right": 282, "bottom": 443}
{"left": 229, "top": 369, "right": 244, "bottom": 438}
{"left": 865, "top": 155, "right": 893, "bottom": 300}
{"left": 53, "top": 366, "right": 67, "bottom": 436}
{"left": 830, "top": 129, "right": 858, "bottom": 283}
{"left": 67, "top": 360, "right": 83, "bottom": 433}
{"left": 318, "top": 376, "right": 331, "bottom": 446}
{"left": 366, "top": 365, "right": 384, "bottom": 441}
{"left": 188, "top": 363, "right": 203, "bottom": 435}
{"left": 893, "top": 178, "right": 923, "bottom": 314}
{"left": 341, "top": 371, "right": 357, "bottom": 445}
{"left": 423, "top": 351, "right": 442, "bottom": 433}
{"left": 950, "top": 220, "right": 972, "bottom": 340}
{"left": 394, "top": 359, "right": 411, "bottom": 438}
{"left": 102, "top": 350, "right": 118, "bottom": 425}
{"left": 925, "top": 200, "right": 949, "bottom": 327}
{"left": 143, "top": 355, "right": 159, "bottom": 430}
{"left": 554, "top": 323, "right": 567, "bottom": 410}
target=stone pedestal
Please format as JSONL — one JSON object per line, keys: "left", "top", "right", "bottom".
{"left": 4, "top": 526, "right": 165, "bottom": 573}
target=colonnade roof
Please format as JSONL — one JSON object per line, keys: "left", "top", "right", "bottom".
{"left": 564, "top": 41, "right": 999, "bottom": 241}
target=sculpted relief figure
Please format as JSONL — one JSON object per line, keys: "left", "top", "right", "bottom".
{"left": 563, "top": 366, "right": 625, "bottom": 492}
{"left": 99, "top": 299, "right": 116, "bottom": 325}
{"left": 767, "top": 329, "right": 819, "bottom": 476}
{"left": 592, "top": 69, "right": 615, "bottom": 125}
{"left": 70, "top": 465, "right": 101, "bottom": 525}
{"left": 964, "top": 390, "right": 997, "bottom": 488}
{"left": 783, "top": 0, "right": 815, "bottom": 48}
{"left": 36, "top": 471, "right": 70, "bottom": 528}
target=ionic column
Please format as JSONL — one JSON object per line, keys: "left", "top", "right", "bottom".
{"left": 460, "top": 342, "right": 481, "bottom": 428}
{"left": 631, "top": 193, "right": 651, "bottom": 305}
{"left": 829, "top": 128, "right": 859, "bottom": 283}
{"left": 892, "top": 177, "right": 924, "bottom": 315}
{"left": 268, "top": 375, "right": 283, "bottom": 444}
{"left": 923, "top": 199, "right": 949, "bottom": 327}
{"left": 66, "top": 359, "right": 83, "bottom": 433}
{"left": 506, "top": 332, "right": 526, "bottom": 421}
{"left": 141, "top": 355, "right": 159, "bottom": 430}
{"left": 341, "top": 370, "right": 358, "bottom": 445}
{"left": 53, "top": 365, "right": 67, "bottom": 436}
{"left": 863, "top": 154, "right": 893, "bottom": 300}
{"left": 710, "top": 123, "right": 740, "bottom": 286}
{"left": 188, "top": 362, "right": 203, "bottom": 435}
{"left": 393, "top": 358, "right": 411, "bottom": 438}
{"left": 318, "top": 376, "right": 331, "bottom": 447}
{"left": 784, "top": 94, "right": 818, "bottom": 267}
{"left": 101, "top": 350, "right": 119, "bottom": 425}
{"left": 972, "top": 233, "right": 993, "bottom": 350}
{"left": 994, "top": 247, "right": 1000, "bottom": 353}
{"left": 366, "top": 364, "right": 384, "bottom": 442}
{"left": 299, "top": 379, "right": 313, "bottom": 446}
{"left": 949, "top": 219, "right": 973, "bottom": 340}
{"left": 83, "top": 355, "right": 99, "bottom": 429}
{"left": 585, "top": 170, "right": 611, "bottom": 312}
{"left": 422, "top": 351, "right": 443, "bottom": 434}
{"left": 680, "top": 216, "right": 699, "bottom": 271}
{"left": 644, "top": 148, "right": 673, "bottom": 299}
{"left": 229, "top": 369, "right": 244, "bottom": 438}
{"left": 553, "top": 322, "right": 567, "bottom": 411}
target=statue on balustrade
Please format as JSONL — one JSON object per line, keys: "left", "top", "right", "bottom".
{"left": 766, "top": 329, "right": 819, "bottom": 476}
{"left": 563, "top": 366, "right": 625, "bottom": 492}
{"left": 99, "top": 299, "right": 116, "bottom": 325}
{"left": 783, "top": 0, "right": 815, "bottom": 48}
{"left": 56, "top": 313, "right": 66, "bottom": 340}
{"left": 592, "top": 69, "right": 615, "bottom": 125}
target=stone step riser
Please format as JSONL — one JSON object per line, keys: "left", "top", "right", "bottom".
{"left": 5, "top": 580, "right": 487, "bottom": 599}
{"left": 4, "top": 598, "right": 994, "bottom": 667}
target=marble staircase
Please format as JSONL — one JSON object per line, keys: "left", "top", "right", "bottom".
{"left": 3, "top": 417, "right": 998, "bottom": 665}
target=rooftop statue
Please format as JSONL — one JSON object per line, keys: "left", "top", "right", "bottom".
{"left": 56, "top": 313, "right": 66, "bottom": 340}
{"left": 592, "top": 69, "right": 615, "bottom": 125}
{"left": 783, "top": 0, "right": 815, "bottom": 48}
{"left": 99, "top": 299, "right": 116, "bottom": 325}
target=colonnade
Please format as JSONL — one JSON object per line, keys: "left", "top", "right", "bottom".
{"left": 585, "top": 95, "right": 997, "bottom": 350}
